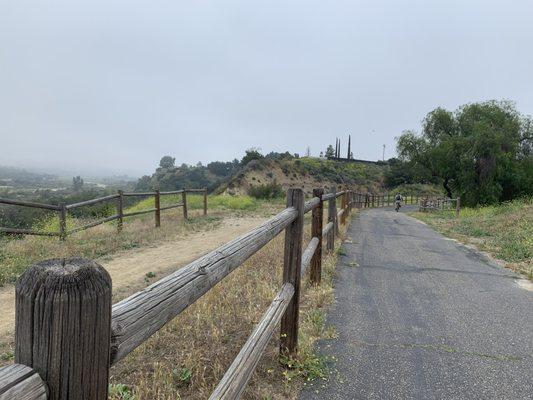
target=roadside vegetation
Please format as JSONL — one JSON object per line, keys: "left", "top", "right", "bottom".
{"left": 411, "top": 198, "right": 532, "bottom": 280}
{"left": 108, "top": 215, "right": 345, "bottom": 400}
{"left": 1, "top": 191, "right": 348, "bottom": 399}
{"left": 0, "top": 194, "right": 285, "bottom": 286}
{"left": 388, "top": 100, "right": 533, "bottom": 206}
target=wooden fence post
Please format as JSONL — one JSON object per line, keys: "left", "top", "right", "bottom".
{"left": 203, "top": 188, "right": 208, "bottom": 216}
{"left": 155, "top": 190, "right": 161, "bottom": 227}
{"left": 310, "top": 188, "right": 323, "bottom": 285}
{"left": 280, "top": 188, "right": 304, "bottom": 355}
{"left": 58, "top": 202, "right": 67, "bottom": 241}
{"left": 327, "top": 190, "right": 335, "bottom": 252}
{"left": 333, "top": 188, "right": 339, "bottom": 236}
{"left": 117, "top": 190, "right": 124, "bottom": 233}
{"left": 341, "top": 192, "right": 347, "bottom": 225}
{"left": 182, "top": 190, "right": 188, "bottom": 220}
{"left": 15, "top": 258, "right": 112, "bottom": 400}
{"left": 456, "top": 197, "right": 461, "bottom": 217}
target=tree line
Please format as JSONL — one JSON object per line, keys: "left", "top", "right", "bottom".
{"left": 387, "top": 100, "right": 532, "bottom": 206}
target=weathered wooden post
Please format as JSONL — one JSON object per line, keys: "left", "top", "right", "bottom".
{"left": 387, "top": 193, "right": 390, "bottom": 206}
{"left": 372, "top": 195, "right": 375, "bottom": 208}
{"left": 15, "top": 258, "right": 112, "bottom": 400}
{"left": 280, "top": 189, "right": 304, "bottom": 355}
{"left": 333, "top": 188, "right": 340, "bottom": 236}
{"left": 310, "top": 188, "right": 323, "bottom": 285}
{"left": 117, "top": 190, "right": 124, "bottom": 233}
{"left": 456, "top": 196, "right": 461, "bottom": 217}
{"left": 182, "top": 190, "right": 188, "bottom": 220}
{"left": 155, "top": 190, "right": 161, "bottom": 228}
{"left": 327, "top": 190, "right": 335, "bottom": 252}
{"left": 58, "top": 202, "right": 67, "bottom": 241}
{"left": 203, "top": 188, "right": 208, "bottom": 216}
{"left": 341, "top": 192, "right": 347, "bottom": 225}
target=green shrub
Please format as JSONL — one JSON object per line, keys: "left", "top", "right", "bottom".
{"left": 248, "top": 182, "right": 284, "bottom": 199}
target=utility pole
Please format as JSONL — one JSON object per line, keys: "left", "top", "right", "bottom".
{"left": 347, "top": 135, "right": 351, "bottom": 159}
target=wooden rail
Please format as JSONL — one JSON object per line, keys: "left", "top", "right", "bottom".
{"left": 2, "top": 186, "right": 441, "bottom": 399}
{"left": 0, "top": 186, "right": 352, "bottom": 400}
{"left": 419, "top": 196, "right": 461, "bottom": 216}
{"left": 0, "top": 188, "right": 208, "bottom": 240}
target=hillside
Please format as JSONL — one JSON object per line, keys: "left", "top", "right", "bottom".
{"left": 221, "top": 157, "right": 387, "bottom": 197}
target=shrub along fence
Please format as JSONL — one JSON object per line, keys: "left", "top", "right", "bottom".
{"left": 0, "top": 188, "right": 446, "bottom": 400}
{"left": 0, "top": 188, "right": 208, "bottom": 240}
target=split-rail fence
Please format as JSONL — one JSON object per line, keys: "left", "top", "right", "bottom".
{"left": 0, "top": 188, "right": 208, "bottom": 240}
{"left": 0, "top": 189, "right": 459, "bottom": 400}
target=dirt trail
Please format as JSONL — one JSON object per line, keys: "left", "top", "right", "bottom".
{"left": 0, "top": 216, "right": 267, "bottom": 345}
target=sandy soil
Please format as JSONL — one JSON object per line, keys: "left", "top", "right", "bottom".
{"left": 0, "top": 215, "right": 267, "bottom": 346}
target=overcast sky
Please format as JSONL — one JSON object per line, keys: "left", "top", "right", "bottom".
{"left": 1, "top": 0, "right": 532, "bottom": 177}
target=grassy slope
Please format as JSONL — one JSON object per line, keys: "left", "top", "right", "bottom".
{"left": 411, "top": 198, "right": 532, "bottom": 279}
{"left": 223, "top": 158, "right": 387, "bottom": 197}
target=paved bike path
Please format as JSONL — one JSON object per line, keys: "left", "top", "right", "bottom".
{"left": 300, "top": 207, "right": 533, "bottom": 400}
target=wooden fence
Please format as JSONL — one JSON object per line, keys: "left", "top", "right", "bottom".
{"left": 418, "top": 196, "right": 461, "bottom": 216}
{"left": 0, "top": 188, "right": 208, "bottom": 240}
{"left": 0, "top": 188, "right": 452, "bottom": 399}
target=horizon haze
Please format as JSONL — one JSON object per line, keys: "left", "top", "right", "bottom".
{"left": 1, "top": 0, "right": 532, "bottom": 177}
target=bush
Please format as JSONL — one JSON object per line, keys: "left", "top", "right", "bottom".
{"left": 248, "top": 182, "right": 284, "bottom": 199}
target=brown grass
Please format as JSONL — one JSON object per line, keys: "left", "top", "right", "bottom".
{"left": 109, "top": 216, "right": 346, "bottom": 400}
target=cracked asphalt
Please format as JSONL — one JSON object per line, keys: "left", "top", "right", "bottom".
{"left": 299, "top": 207, "right": 533, "bottom": 400}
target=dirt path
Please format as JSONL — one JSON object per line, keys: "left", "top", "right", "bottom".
{"left": 0, "top": 215, "right": 267, "bottom": 345}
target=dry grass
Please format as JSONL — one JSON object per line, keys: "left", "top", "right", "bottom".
{"left": 411, "top": 198, "right": 532, "bottom": 280}
{"left": 0, "top": 208, "right": 225, "bottom": 286}
{"left": 1, "top": 195, "right": 350, "bottom": 398}
{"left": 108, "top": 216, "right": 346, "bottom": 400}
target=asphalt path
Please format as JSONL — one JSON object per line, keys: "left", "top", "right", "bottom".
{"left": 299, "top": 206, "right": 533, "bottom": 400}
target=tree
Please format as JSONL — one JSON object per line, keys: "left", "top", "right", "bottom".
{"left": 72, "top": 176, "right": 84, "bottom": 192}
{"left": 159, "top": 156, "right": 176, "bottom": 169}
{"left": 241, "top": 148, "right": 264, "bottom": 165}
{"left": 325, "top": 145, "right": 335, "bottom": 158}
{"left": 395, "top": 100, "right": 533, "bottom": 205}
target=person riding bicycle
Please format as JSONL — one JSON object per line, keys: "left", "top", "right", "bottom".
{"left": 395, "top": 193, "right": 403, "bottom": 211}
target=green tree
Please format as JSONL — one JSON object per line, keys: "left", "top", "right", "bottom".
{"left": 395, "top": 100, "right": 533, "bottom": 205}
{"left": 325, "top": 145, "right": 335, "bottom": 158}
{"left": 241, "top": 148, "right": 264, "bottom": 165}
{"left": 159, "top": 156, "right": 176, "bottom": 169}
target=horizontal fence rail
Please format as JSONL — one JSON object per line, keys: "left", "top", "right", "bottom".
{"left": 110, "top": 206, "right": 299, "bottom": 363}
{"left": 0, "top": 188, "right": 208, "bottom": 240}
{"left": 1, "top": 185, "right": 453, "bottom": 399}
{"left": 0, "top": 363, "right": 48, "bottom": 400}
{"left": 209, "top": 283, "right": 295, "bottom": 400}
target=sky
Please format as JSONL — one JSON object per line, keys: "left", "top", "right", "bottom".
{"left": 1, "top": 0, "right": 532, "bottom": 177}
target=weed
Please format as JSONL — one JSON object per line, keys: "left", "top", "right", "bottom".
{"left": 109, "top": 384, "right": 134, "bottom": 400}
{"left": 172, "top": 367, "right": 192, "bottom": 387}
{"left": 0, "top": 351, "right": 14, "bottom": 361}
{"left": 336, "top": 247, "right": 347, "bottom": 256}
{"left": 144, "top": 272, "right": 156, "bottom": 282}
